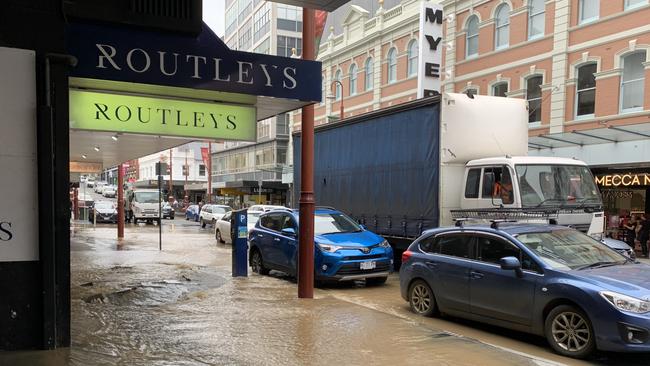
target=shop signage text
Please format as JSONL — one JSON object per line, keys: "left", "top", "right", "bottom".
{"left": 69, "top": 90, "right": 256, "bottom": 141}
{"left": 595, "top": 173, "right": 650, "bottom": 187}
{"left": 67, "top": 24, "right": 322, "bottom": 102}
{"left": 417, "top": 3, "right": 443, "bottom": 98}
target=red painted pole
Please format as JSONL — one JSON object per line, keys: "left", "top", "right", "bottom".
{"left": 208, "top": 142, "right": 212, "bottom": 203}
{"left": 298, "top": 6, "right": 315, "bottom": 299}
{"left": 169, "top": 148, "right": 173, "bottom": 201}
{"left": 117, "top": 163, "right": 124, "bottom": 239}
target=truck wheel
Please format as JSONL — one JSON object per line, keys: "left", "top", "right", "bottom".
{"left": 545, "top": 305, "right": 595, "bottom": 359}
{"left": 156, "top": 218, "right": 161, "bottom": 225}
{"left": 133, "top": 218, "right": 138, "bottom": 225}
{"left": 366, "top": 276, "right": 387, "bottom": 286}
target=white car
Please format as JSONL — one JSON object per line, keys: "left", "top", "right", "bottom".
{"left": 215, "top": 211, "right": 260, "bottom": 244}
{"left": 247, "top": 204, "right": 286, "bottom": 214}
{"left": 86, "top": 179, "right": 95, "bottom": 188}
{"left": 102, "top": 185, "right": 117, "bottom": 198}
{"left": 199, "top": 204, "right": 232, "bottom": 228}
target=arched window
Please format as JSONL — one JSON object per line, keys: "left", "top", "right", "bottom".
{"left": 407, "top": 40, "right": 419, "bottom": 77}
{"left": 387, "top": 48, "right": 397, "bottom": 83}
{"left": 365, "top": 57, "right": 374, "bottom": 91}
{"left": 349, "top": 64, "right": 358, "bottom": 96}
{"left": 334, "top": 69, "right": 342, "bottom": 100}
{"left": 620, "top": 51, "right": 647, "bottom": 112}
{"left": 466, "top": 15, "right": 479, "bottom": 58}
{"left": 526, "top": 75, "right": 543, "bottom": 123}
{"left": 492, "top": 82, "right": 508, "bottom": 97}
{"left": 494, "top": 4, "right": 510, "bottom": 49}
{"left": 575, "top": 63, "right": 596, "bottom": 118}
{"left": 528, "top": 0, "right": 545, "bottom": 39}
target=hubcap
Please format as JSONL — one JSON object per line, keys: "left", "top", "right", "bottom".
{"left": 411, "top": 284, "right": 431, "bottom": 313}
{"left": 552, "top": 312, "right": 590, "bottom": 352}
{"left": 252, "top": 253, "right": 261, "bottom": 272}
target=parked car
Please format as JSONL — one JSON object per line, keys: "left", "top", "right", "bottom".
{"left": 162, "top": 203, "right": 175, "bottom": 219}
{"left": 248, "top": 207, "right": 393, "bottom": 285}
{"left": 77, "top": 194, "right": 94, "bottom": 208}
{"left": 248, "top": 204, "right": 286, "bottom": 214}
{"left": 602, "top": 237, "right": 636, "bottom": 260}
{"left": 85, "top": 179, "right": 95, "bottom": 188}
{"left": 89, "top": 201, "right": 117, "bottom": 223}
{"left": 102, "top": 185, "right": 116, "bottom": 198}
{"left": 215, "top": 211, "right": 233, "bottom": 244}
{"left": 185, "top": 205, "right": 200, "bottom": 222}
{"left": 94, "top": 182, "right": 107, "bottom": 193}
{"left": 399, "top": 223, "right": 649, "bottom": 359}
{"left": 199, "top": 204, "right": 232, "bottom": 228}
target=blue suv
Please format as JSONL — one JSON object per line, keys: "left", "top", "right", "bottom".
{"left": 400, "top": 223, "right": 650, "bottom": 359}
{"left": 249, "top": 207, "right": 393, "bottom": 285}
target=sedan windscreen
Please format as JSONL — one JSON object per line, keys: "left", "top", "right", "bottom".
{"left": 314, "top": 213, "right": 361, "bottom": 235}
{"left": 517, "top": 229, "right": 626, "bottom": 271}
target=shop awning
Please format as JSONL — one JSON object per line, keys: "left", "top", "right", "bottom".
{"left": 529, "top": 122, "right": 650, "bottom": 150}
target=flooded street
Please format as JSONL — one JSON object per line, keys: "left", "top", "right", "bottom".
{"left": 1, "top": 219, "right": 648, "bottom": 366}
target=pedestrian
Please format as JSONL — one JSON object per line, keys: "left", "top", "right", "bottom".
{"left": 623, "top": 214, "right": 637, "bottom": 249}
{"left": 638, "top": 214, "right": 649, "bottom": 258}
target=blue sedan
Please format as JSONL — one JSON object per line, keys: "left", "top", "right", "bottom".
{"left": 399, "top": 224, "right": 650, "bottom": 359}
{"left": 249, "top": 207, "right": 393, "bottom": 285}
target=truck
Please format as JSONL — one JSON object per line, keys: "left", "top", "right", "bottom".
{"left": 293, "top": 93, "right": 604, "bottom": 255}
{"left": 125, "top": 188, "right": 163, "bottom": 225}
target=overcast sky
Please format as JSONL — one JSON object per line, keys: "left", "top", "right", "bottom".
{"left": 203, "top": 0, "right": 225, "bottom": 37}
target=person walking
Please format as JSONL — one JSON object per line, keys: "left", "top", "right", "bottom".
{"left": 623, "top": 214, "right": 637, "bottom": 249}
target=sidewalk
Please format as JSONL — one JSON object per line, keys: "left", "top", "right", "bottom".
{"left": 1, "top": 221, "right": 554, "bottom": 366}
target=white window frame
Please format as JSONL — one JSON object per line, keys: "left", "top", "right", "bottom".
{"left": 578, "top": 0, "right": 599, "bottom": 25}
{"left": 494, "top": 4, "right": 510, "bottom": 50}
{"left": 625, "top": 0, "right": 648, "bottom": 10}
{"left": 387, "top": 48, "right": 397, "bottom": 83}
{"left": 466, "top": 15, "right": 479, "bottom": 58}
{"left": 526, "top": 75, "right": 544, "bottom": 123}
{"left": 528, "top": 0, "right": 545, "bottom": 40}
{"left": 407, "top": 40, "right": 418, "bottom": 77}
{"left": 620, "top": 51, "right": 647, "bottom": 114}
{"left": 491, "top": 81, "right": 508, "bottom": 97}
{"left": 575, "top": 63, "right": 597, "bottom": 119}
{"left": 349, "top": 64, "right": 358, "bottom": 96}
{"left": 365, "top": 57, "right": 374, "bottom": 91}
{"left": 334, "top": 69, "right": 342, "bottom": 101}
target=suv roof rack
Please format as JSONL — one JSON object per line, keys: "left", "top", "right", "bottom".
{"left": 450, "top": 208, "right": 559, "bottom": 229}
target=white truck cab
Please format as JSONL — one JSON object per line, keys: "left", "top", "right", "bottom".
{"left": 129, "top": 189, "right": 162, "bottom": 225}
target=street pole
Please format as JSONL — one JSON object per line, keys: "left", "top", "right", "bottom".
{"left": 169, "top": 148, "right": 173, "bottom": 202}
{"left": 117, "top": 163, "right": 124, "bottom": 239}
{"left": 158, "top": 173, "right": 162, "bottom": 251}
{"left": 208, "top": 141, "right": 212, "bottom": 203}
{"left": 184, "top": 149, "right": 188, "bottom": 204}
{"left": 298, "top": 6, "right": 315, "bottom": 299}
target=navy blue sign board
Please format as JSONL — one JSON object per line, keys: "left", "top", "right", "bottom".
{"left": 66, "top": 23, "right": 322, "bottom": 103}
{"left": 231, "top": 209, "right": 248, "bottom": 277}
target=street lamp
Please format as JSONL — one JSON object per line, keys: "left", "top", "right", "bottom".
{"left": 327, "top": 80, "right": 344, "bottom": 120}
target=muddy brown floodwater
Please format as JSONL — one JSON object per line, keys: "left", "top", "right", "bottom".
{"left": 1, "top": 219, "right": 647, "bottom": 366}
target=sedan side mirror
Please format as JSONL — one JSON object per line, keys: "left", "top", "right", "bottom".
{"left": 499, "top": 256, "right": 523, "bottom": 278}
{"left": 281, "top": 227, "right": 296, "bottom": 237}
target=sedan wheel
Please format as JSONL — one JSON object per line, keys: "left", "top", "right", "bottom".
{"left": 409, "top": 280, "right": 437, "bottom": 317}
{"left": 545, "top": 305, "right": 595, "bottom": 358}
{"left": 216, "top": 229, "right": 223, "bottom": 243}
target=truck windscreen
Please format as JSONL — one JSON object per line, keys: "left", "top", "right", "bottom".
{"left": 515, "top": 164, "right": 602, "bottom": 208}
{"left": 134, "top": 192, "right": 160, "bottom": 204}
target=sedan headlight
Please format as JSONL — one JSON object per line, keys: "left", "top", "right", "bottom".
{"left": 600, "top": 291, "right": 650, "bottom": 314}
{"left": 318, "top": 243, "right": 343, "bottom": 253}
{"left": 378, "top": 240, "right": 390, "bottom": 248}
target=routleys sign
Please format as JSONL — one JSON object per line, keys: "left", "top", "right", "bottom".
{"left": 67, "top": 23, "right": 322, "bottom": 102}
{"left": 69, "top": 90, "right": 257, "bottom": 141}
{"left": 417, "top": 2, "right": 443, "bottom": 98}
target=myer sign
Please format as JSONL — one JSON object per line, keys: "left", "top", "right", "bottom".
{"left": 69, "top": 90, "right": 257, "bottom": 141}
{"left": 0, "top": 47, "right": 39, "bottom": 262}
{"left": 417, "top": 2, "right": 444, "bottom": 98}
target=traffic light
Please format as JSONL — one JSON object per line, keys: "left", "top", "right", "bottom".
{"left": 182, "top": 164, "right": 189, "bottom": 176}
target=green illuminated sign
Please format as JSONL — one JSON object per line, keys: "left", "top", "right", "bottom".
{"left": 69, "top": 90, "right": 256, "bottom": 141}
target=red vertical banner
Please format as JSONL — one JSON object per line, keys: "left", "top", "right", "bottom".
{"left": 314, "top": 10, "right": 328, "bottom": 58}
{"left": 200, "top": 147, "right": 209, "bottom": 167}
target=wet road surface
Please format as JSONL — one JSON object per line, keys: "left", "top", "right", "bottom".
{"left": 1, "top": 218, "right": 649, "bottom": 365}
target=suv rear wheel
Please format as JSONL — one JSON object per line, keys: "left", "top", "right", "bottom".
{"left": 250, "top": 249, "right": 269, "bottom": 275}
{"left": 545, "top": 305, "right": 595, "bottom": 359}
{"left": 408, "top": 279, "right": 437, "bottom": 317}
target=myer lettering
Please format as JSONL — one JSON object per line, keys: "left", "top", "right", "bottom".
{"left": 417, "top": 3, "right": 444, "bottom": 98}
{"left": 69, "top": 90, "right": 256, "bottom": 141}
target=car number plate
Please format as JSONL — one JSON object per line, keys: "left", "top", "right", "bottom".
{"left": 360, "top": 261, "right": 376, "bottom": 270}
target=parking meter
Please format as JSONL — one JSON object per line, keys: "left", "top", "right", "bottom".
{"left": 231, "top": 209, "right": 248, "bottom": 277}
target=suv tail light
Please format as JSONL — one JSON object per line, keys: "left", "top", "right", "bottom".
{"left": 402, "top": 250, "right": 413, "bottom": 264}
